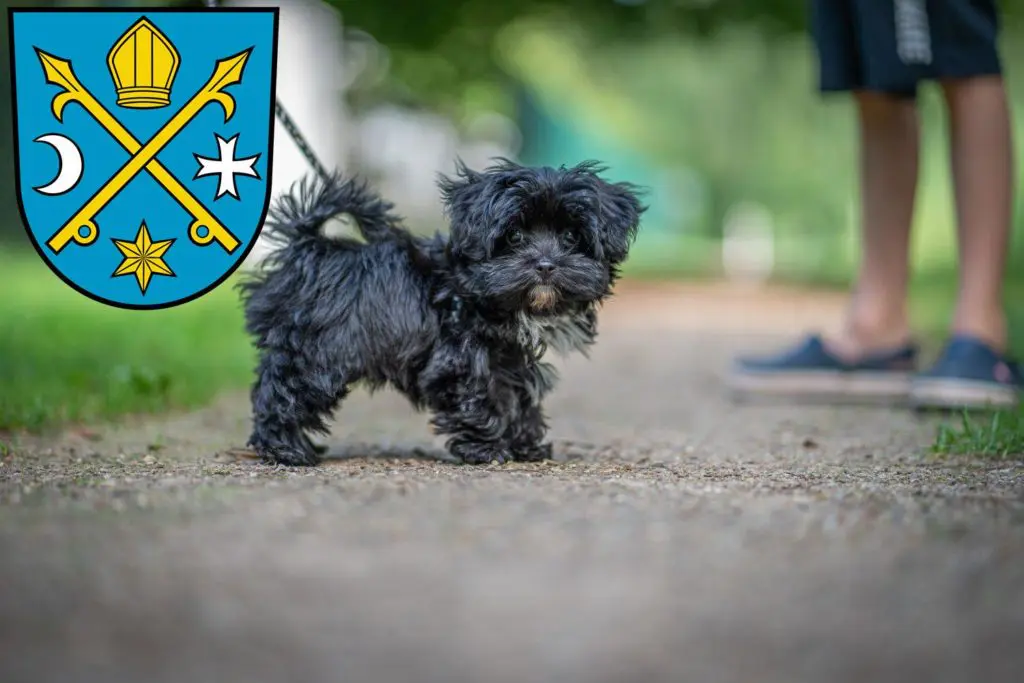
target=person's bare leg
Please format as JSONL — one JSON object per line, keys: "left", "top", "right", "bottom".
{"left": 940, "top": 75, "right": 1013, "bottom": 352}
{"left": 827, "top": 91, "right": 919, "bottom": 359}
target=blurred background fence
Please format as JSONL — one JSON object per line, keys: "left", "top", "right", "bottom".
{"left": 2, "top": 0, "right": 1023, "bottom": 431}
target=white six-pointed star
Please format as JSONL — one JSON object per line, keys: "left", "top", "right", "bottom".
{"left": 193, "top": 134, "right": 261, "bottom": 200}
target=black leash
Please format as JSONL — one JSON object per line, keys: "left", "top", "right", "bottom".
{"left": 203, "top": 0, "right": 331, "bottom": 181}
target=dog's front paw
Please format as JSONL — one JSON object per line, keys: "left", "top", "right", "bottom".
{"left": 253, "top": 443, "right": 321, "bottom": 467}
{"left": 451, "top": 442, "right": 512, "bottom": 466}
{"left": 512, "top": 442, "right": 552, "bottom": 463}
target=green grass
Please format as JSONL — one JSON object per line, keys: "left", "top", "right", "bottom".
{"left": 932, "top": 407, "right": 1024, "bottom": 460}
{"left": 0, "top": 249, "right": 254, "bottom": 433}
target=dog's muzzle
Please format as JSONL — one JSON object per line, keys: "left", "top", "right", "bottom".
{"left": 528, "top": 285, "right": 558, "bottom": 312}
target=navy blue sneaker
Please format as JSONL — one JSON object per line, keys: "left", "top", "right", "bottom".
{"left": 728, "top": 334, "right": 918, "bottom": 401}
{"left": 910, "top": 335, "right": 1022, "bottom": 410}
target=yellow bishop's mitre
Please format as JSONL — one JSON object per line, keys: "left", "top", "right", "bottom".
{"left": 107, "top": 17, "right": 180, "bottom": 109}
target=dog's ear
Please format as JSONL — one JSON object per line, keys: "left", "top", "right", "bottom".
{"left": 591, "top": 174, "right": 645, "bottom": 264}
{"left": 438, "top": 160, "right": 485, "bottom": 228}
{"left": 437, "top": 159, "right": 490, "bottom": 260}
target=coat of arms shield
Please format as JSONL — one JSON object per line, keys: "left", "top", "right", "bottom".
{"left": 8, "top": 7, "right": 279, "bottom": 309}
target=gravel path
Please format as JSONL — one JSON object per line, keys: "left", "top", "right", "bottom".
{"left": 2, "top": 282, "right": 1023, "bottom": 683}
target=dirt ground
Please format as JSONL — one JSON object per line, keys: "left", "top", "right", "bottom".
{"left": 2, "top": 282, "right": 1023, "bottom": 683}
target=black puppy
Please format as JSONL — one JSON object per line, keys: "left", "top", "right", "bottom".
{"left": 238, "top": 159, "right": 644, "bottom": 466}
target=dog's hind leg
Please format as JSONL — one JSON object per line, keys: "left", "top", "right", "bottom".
{"left": 247, "top": 350, "right": 348, "bottom": 466}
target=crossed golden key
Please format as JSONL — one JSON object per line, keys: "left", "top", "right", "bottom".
{"left": 37, "top": 47, "right": 252, "bottom": 254}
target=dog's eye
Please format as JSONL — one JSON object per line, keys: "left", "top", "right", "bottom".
{"left": 561, "top": 230, "right": 579, "bottom": 247}
{"left": 506, "top": 229, "right": 523, "bottom": 246}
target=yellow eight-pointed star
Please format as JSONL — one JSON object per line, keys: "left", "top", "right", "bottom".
{"left": 111, "top": 221, "right": 176, "bottom": 294}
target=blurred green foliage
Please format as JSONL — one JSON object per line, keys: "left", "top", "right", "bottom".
{"left": 496, "top": 17, "right": 1024, "bottom": 285}
{"left": 330, "top": 2, "right": 1024, "bottom": 285}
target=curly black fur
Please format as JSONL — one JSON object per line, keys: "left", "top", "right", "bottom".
{"left": 238, "top": 159, "right": 646, "bottom": 466}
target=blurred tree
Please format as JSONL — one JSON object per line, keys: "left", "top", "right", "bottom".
{"left": 329, "top": 0, "right": 1024, "bottom": 115}
{"left": 329, "top": 0, "right": 810, "bottom": 117}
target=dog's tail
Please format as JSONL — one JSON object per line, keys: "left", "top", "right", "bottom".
{"left": 259, "top": 171, "right": 405, "bottom": 248}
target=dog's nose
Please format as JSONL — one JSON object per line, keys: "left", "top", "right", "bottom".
{"left": 536, "top": 260, "right": 556, "bottom": 278}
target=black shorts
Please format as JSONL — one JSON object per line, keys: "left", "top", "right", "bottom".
{"left": 810, "top": 0, "right": 1003, "bottom": 97}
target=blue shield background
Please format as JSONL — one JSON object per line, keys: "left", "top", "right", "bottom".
{"left": 10, "top": 9, "right": 278, "bottom": 309}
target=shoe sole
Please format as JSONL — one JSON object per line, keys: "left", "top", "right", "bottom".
{"left": 909, "top": 378, "right": 1020, "bottom": 410}
{"left": 726, "top": 370, "right": 912, "bottom": 403}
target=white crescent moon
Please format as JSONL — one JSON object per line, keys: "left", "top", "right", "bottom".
{"left": 33, "top": 133, "right": 84, "bottom": 196}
